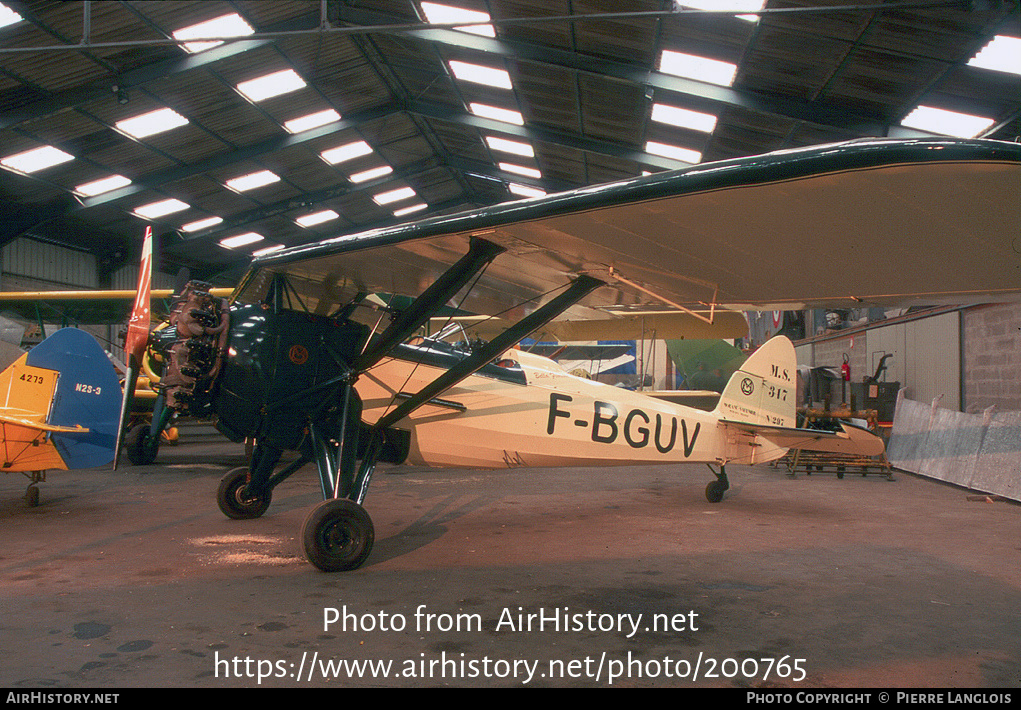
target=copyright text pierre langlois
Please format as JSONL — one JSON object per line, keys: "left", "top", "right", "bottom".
{"left": 747, "top": 692, "right": 1014, "bottom": 705}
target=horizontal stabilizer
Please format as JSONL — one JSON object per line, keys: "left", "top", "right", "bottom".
{"left": 724, "top": 420, "right": 886, "bottom": 457}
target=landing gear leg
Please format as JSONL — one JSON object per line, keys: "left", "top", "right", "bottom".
{"left": 705, "top": 464, "right": 730, "bottom": 503}
{"left": 302, "top": 384, "right": 376, "bottom": 572}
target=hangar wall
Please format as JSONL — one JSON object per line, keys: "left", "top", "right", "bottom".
{"left": 786, "top": 304, "right": 1020, "bottom": 414}
{"left": 2, "top": 237, "right": 99, "bottom": 289}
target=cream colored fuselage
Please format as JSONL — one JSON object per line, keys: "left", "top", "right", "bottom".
{"left": 356, "top": 348, "right": 783, "bottom": 470}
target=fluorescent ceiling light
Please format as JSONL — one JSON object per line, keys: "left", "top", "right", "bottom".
{"left": 485, "top": 135, "right": 534, "bottom": 157}
{"left": 1, "top": 145, "right": 74, "bottom": 174}
{"left": 393, "top": 203, "right": 428, "bottom": 217}
{"left": 677, "top": 1, "right": 764, "bottom": 22}
{"left": 968, "top": 35, "right": 1021, "bottom": 76}
{"left": 349, "top": 165, "right": 393, "bottom": 183}
{"left": 508, "top": 183, "right": 546, "bottom": 198}
{"left": 134, "top": 198, "right": 189, "bottom": 219}
{"left": 75, "top": 174, "right": 131, "bottom": 197}
{"left": 470, "top": 103, "right": 524, "bottom": 125}
{"left": 646, "top": 141, "right": 702, "bottom": 164}
{"left": 499, "top": 162, "right": 541, "bottom": 179}
{"left": 900, "top": 105, "right": 995, "bottom": 138}
{"left": 373, "top": 187, "right": 417, "bottom": 205}
{"left": 173, "top": 12, "right": 255, "bottom": 53}
{"left": 181, "top": 216, "right": 223, "bottom": 232}
{"left": 0, "top": 3, "right": 23, "bottom": 29}
{"left": 116, "top": 108, "right": 189, "bottom": 138}
{"left": 284, "top": 109, "right": 341, "bottom": 134}
{"left": 651, "top": 103, "right": 718, "bottom": 133}
{"left": 220, "top": 232, "right": 264, "bottom": 249}
{"left": 321, "top": 140, "right": 374, "bottom": 164}
{"left": 253, "top": 244, "right": 285, "bottom": 257}
{"left": 659, "top": 49, "right": 738, "bottom": 87}
{"left": 421, "top": 2, "right": 495, "bottom": 37}
{"left": 449, "top": 60, "right": 513, "bottom": 89}
{"left": 237, "top": 69, "right": 306, "bottom": 102}
{"left": 225, "top": 170, "right": 280, "bottom": 192}
{"left": 295, "top": 209, "right": 339, "bottom": 227}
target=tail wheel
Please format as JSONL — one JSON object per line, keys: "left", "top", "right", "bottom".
{"left": 217, "top": 466, "right": 272, "bottom": 519}
{"left": 705, "top": 480, "right": 727, "bottom": 503}
{"left": 301, "top": 499, "right": 374, "bottom": 572}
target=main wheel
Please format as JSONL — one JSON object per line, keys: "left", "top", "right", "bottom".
{"left": 126, "top": 423, "right": 159, "bottom": 465}
{"left": 301, "top": 499, "right": 374, "bottom": 572}
{"left": 705, "top": 480, "right": 727, "bottom": 503}
{"left": 217, "top": 467, "right": 272, "bottom": 520}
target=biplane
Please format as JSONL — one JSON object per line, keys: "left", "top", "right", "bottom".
{"left": 8, "top": 137, "right": 1019, "bottom": 571}
{"left": 0, "top": 327, "right": 120, "bottom": 506}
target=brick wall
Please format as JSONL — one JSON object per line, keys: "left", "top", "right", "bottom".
{"left": 962, "top": 303, "right": 1021, "bottom": 412}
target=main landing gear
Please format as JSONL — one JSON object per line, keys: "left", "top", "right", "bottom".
{"left": 215, "top": 392, "right": 381, "bottom": 573}
{"left": 705, "top": 464, "right": 730, "bottom": 503}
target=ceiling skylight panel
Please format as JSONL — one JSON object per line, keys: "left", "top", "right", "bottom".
{"left": 421, "top": 2, "right": 495, "bottom": 37}
{"left": 645, "top": 141, "right": 702, "bottom": 164}
{"left": 373, "top": 187, "right": 417, "bottom": 205}
{"left": 508, "top": 183, "right": 545, "bottom": 198}
{"left": 968, "top": 35, "right": 1021, "bottom": 75}
{"left": 651, "top": 104, "right": 717, "bottom": 133}
{"left": 182, "top": 216, "right": 223, "bottom": 232}
{"left": 116, "top": 108, "right": 189, "bottom": 139}
{"left": 173, "top": 13, "right": 255, "bottom": 53}
{"left": 225, "top": 170, "right": 280, "bottom": 192}
{"left": 134, "top": 198, "right": 189, "bottom": 219}
{"left": 284, "top": 109, "right": 341, "bottom": 134}
{"left": 899, "top": 106, "right": 995, "bottom": 138}
{"left": 0, "top": 3, "right": 23, "bottom": 29}
{"left": 449, "top": 61, "right": 513, "bottom": 89}
{"left": 237, "top": 69, "right": 307, "bottom": 102}
{"left": 499, "top": 162, "right": 541, "bottom": 179}
{"left": 677, "top": 1, "right": 765, "bottom": 23}
{"left": 321, "top": 141, "right": 374, "bottom": 164}
{"left": 75, "top": 175, "right": 131, "bottom": 197}
{"left": 485, "top": 136, "right": 534, "bottom": 157}
{"left": 220, "top": 232, "right": 265, "bottom": 249}
{"left": 349, "top": 166, "right": 393, "bottom": 183}
{"left": 470, "top": 103, "right": 524, "bottom": 125}
{"left": 295, "top": 210, "right": 339, "bottom": 227}
{"left": 659, "top": 49, "right": 738, "bottom": 87}
{"left": 393, "top": 203, "right": 428, "bottom": 217}
{"left": 1, "top": 146, "right": 74, "bottom": 174}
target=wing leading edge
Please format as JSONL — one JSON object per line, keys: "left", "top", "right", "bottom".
{"left": 234, "top": 138, "right": 1021, "bottom": 322}
{"left": 236, "top": 138, "right": 1020, "bottom": 322}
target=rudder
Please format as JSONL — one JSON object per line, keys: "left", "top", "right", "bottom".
{"left": 713, "top": 336, "right": 797, "bottom": 428}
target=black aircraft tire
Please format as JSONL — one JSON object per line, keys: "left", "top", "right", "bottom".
{"left": 705, "top": 480, "right": 727, "bottom": 504}
{"left": 217, "top": 467, "right": 272, "bottom": 520}
{"left": 126, "top": 424, "right": 159, "bottom": 466}
{"left": 301, "top": 499, "right": 374, "bottom": 572}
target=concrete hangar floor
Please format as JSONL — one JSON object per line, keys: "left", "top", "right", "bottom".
{"left": 0, "top": 422, "right": 1017, "bottom": 689}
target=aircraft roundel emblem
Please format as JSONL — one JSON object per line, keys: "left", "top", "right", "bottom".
{"left": 288, "top": 344, "right": 309, "bottom": 365}
{"left": 740, "top": 378, "right": 754, "bottom": 396}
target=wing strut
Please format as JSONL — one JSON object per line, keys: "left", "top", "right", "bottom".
{"left": 355, "top": 237, "right": 505, "bottom": 371}
{"left": 369, "top": 274, "right": 603, "bottom": 451}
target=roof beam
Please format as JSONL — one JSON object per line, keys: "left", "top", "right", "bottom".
{"left": 331, "top": 5, "right": 928, "bottom": 139}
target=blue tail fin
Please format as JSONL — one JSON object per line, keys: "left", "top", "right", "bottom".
{"left": 25, "top": 328, "right": 121, "bottom": 469}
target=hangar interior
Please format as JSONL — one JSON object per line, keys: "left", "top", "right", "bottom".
{"left": 1, "top": 2, "right": 1020, "bottom": 689}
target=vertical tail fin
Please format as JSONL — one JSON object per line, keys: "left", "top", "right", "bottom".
{"left": 713, "top": 336, "right": 797, "bottom": 428}
{"left": 113, "top": 226, "right": 153, "bottom": 469}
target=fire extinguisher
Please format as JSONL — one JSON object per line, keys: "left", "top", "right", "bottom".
{"left": 841, "top": 354, "right": 851, "bottom": 381}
